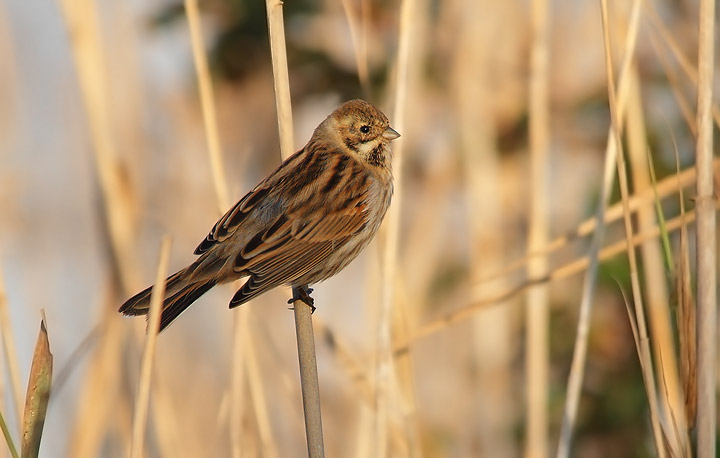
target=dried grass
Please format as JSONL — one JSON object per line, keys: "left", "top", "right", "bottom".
{"left": 1, "top": 0, "right": 715, "bottom": 456}
{"left": 693, "top": 0, "right": 717, "bottom": 455}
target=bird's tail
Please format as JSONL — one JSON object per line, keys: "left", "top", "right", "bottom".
{"left": 119, "top": 264, "right": 217, "bottom": 332}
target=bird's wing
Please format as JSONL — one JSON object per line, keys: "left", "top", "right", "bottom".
{"left": 228, "top": 156, "right": 372, "bottom": 306}
{"left": 193, "top": 148, "right": 314, "bottom": 255}
{"left": 193, "top": 183, "right": 275, "bottom": 255}
{"left": 194, "top": 147, "right": 366, "bottom": 255}
{"left": 235, "top": 189, "right": 370, "bottom": 279}
{"left": 227, "top": 202, "right": 369, "bottom": 307}
{"left": 193, "top": 144, "right": 373, "bottom": 308}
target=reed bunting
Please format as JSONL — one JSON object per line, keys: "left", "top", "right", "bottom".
{"left": 119, "top": 99, "right": 400, "bottom": 331}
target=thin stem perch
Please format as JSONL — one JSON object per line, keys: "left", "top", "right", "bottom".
{"left": 600, "top": 0, "right": 665, "bottom": 454}
{"left": 556, "top": 1, "right": 642, "bottom": 454}
{"left": 694, "top": 0, "right": 716, "bottom": 455}
{"left": 0, "top": 267, "right": 23, "bottom": 434}
{"left": 526, "top": 0, "right": 550, "bottom": 454}
{"left": 293, "top": 287, "right": 325, "bottom": 458}
{"left": 264, "top": 1, "right": 324, "bottom": 456}
{"left": 129, "top": 236, "right": 172, "bottom": 458}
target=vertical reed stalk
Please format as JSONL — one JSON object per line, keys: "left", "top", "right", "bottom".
{"left": 339, "top": 0, "right": 371, "bottom": 94}
{"left": 229, "top": 312, "right": 246, "bottom": 458}
{"left": 265, "top": 0, "right": 295, "bottom": 161}
{"left": 58, "top": 1, "right": 142, "bottom": 455}
{"left": 374, "top": 0, "right": 415, "bottom": 454}
{"left": 627, "top": 70, "right": 689, "bottom": 454}
{"left": 694, "top": 0, "right": 716, "bottom": 456}
{"left": 453, "top": 1, "right": 515, "bottom": 453}
{"left": 0, "top": 408, "right": 17, "bottom": 458}
{"left": 674, "top": 146, "right": 697, "bottom": 434}
{"left": 184, "top": 1, "right": 278, "bottom": 456}
{"left": 293, "top": 287, "right": 325, "bottom": 458}
{"left": 0, "top": 1, "right": 19, "bottom": 149}
{"left": 244, "top": 321, "right": 280, "bottom": 458}
{"left": 526, "top": 0, "right": 550, "bottom": 455}
{"left": 57, "top": 0, "right": 140, "bottom": 292}
{"left": 0, "top": 267, "right": 23, "bottom": 434}
{"left": 183, "top": 0, "right": 230, "bottom": 213}
{"left": 600, "top": 1, "right": 665, "bottom": 454}
{"left": 557, "top": 1, "right": 642, "bottom": 456}
{"left": 129, "top": 236, "right": 172, "bottom": 458}
{"left": 644, "top": 1, "right": 720, "bottom": 128}
{"left": 264, "top": 1, "right": 325, "bottom": 456}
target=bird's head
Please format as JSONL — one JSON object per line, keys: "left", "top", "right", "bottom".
{"left": 313, "top": 99, "right": 400, "bottom": 168}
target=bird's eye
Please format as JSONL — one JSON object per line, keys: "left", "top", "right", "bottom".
{"left": 359, "top": 125, "right": 370, "bottom": 134}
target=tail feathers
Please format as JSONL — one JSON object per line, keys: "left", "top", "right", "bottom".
{"left": 118, "top": 269, "right": 187, "bottom": 316}
{"left": 229, "top": 275, "right": 277, "bottom": 309}
{"left": 119, "top": 267, "right": 216, "bottom": 332}
{"left": 157, "top": 280, "right": 217, "bottom": 331}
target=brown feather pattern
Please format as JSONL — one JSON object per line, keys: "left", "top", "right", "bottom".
{"left": 119, "top": 99, "right": 398, "bottom": 331}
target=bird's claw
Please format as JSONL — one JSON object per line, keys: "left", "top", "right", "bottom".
{"left": 288, "top": 286, "right": 316, "bottom": 313}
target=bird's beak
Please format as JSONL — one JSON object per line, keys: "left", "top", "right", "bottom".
{"left": 383, "top": 126, "right": 401, "bottom": 141}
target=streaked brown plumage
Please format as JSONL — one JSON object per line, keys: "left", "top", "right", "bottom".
{"left": 119, "top": 99, "right": 399, "bottom": 331}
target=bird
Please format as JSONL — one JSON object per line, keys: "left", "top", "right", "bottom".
{"left": 119, "top": 99, "right": 400, "bottom": 331}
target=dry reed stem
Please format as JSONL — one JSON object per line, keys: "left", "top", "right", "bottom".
{"left": 360, "top": 0, "right": 371, "bottom": 93}
{"left": 694, "top": 0, "right": 716, "bottom": 455}
{"left": 229, "top": 311, "right": 246, "bottom": 458}
{"left": 20, "top": 312, "right": 52, "bottom": 458}
{"left": 214, "top": 390, "right": 230, "bottom": 453}
{"left": 184, "top": 1, "right": 279, "bottom": 455}
{"left": 353, "top": 405, "right": 372, "bottom": 458}
{"left": 390, "top": 165, "right": 720, "bottom": 358}
{"left": 393, "top": 167, "right": 456, "bottom": 444}
{"left": 526, "top": 0, "right": 550, "bottom": 454}
{"left": 321, "top": 302, "right": 432, "bottom": 454}
{"left": 0, "top": 1, "right": 19, "bottom": 149}
{"left": 362, "top": 245, "right": 382, "bottom": 458}
{"left": 374, "top": 0, "right": 415, "bottom": 455}
{"left": 477, "top": 159, "right": 719, "bottom": 288}
{"left": 0, "top": 266, "right": 23, "bottom": 434}
{"left": 57, "top": 1, "right": 144, "bottom": 455}
{"left": 184, "top": 0, "right": 230, "bottom": 212}
{"left": 673, "top": 141, "right": 697, "bottom": 440}
{"left": 315, "top": 323, "right": 374, "bottom": 402}
{"left": 385, "top": 0, "right": 425, "bottom": 455}
{"left": 391, "top": 198, "right": 710, "bottom": 354}
{"left": 264, "top": 1, "right": 326, "bottom": 456}
{"left": 644, "top": 0, "right": 720, "bottom": 129}
{"left": 619, "top": 285, "right": 642, "bottom": 378}
{"left": 676, "top": 190, "right": 696, "bottom": 431}
{"left": 148, "top": 371, "right": 185, "bottom": 458}
{"left": 0, "top": 355, "right": 5, "bottom": 458}
{"left": 648, "top": 34, "right": 697, "bottom": 136}
{"left": 129, "top": 236, "right": 172, "bottom": 458}
{"left": 265, "top": 0, "right": 295, "bottom": 161}
{"left": 390, "top": 282, "right": 422, "bottom": 458}
{"left": 292, "top": 287, "right": 325, "bottom": 458}
{"left": 600, "top": 0, "right": 666, "bottom": 454}
{"left": 53, "top": 1, "right": 182, "bottom": 455}
{"left": 244, "top": 317, "right": 280, "bottom": 458}
{"left": 339, "top": 0, "right": 371, "bottom": 95}
{"left": 68, "top": 295, "right": 125, "bottom": 458}
{"left": 0, "top": 407, "right": 18, "bottom": 458}
{"left": 453, "top": 2, "right": 516, "bottom": 454}
{"left": 557, "top": 1, "right": 642, "bottom": 455}
{"left": 627, "top": 70, "right": 689, "bottom": 453}
{"left": 57, "top": 0, "right": 139, "bottom": 292}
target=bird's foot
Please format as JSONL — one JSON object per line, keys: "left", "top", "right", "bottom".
{"left": 288, "top": 286, "right": 316, "bottom": 313}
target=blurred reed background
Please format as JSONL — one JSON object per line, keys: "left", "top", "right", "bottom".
{"left": 0, "top": 0, "right": 715, "bottom": 456}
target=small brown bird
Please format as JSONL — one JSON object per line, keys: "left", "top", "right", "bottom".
{"left": 119, "top": 99, "right": 399, "bottom": 331}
